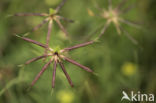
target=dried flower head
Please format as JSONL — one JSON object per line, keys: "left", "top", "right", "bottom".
{"left": 12, "top": 0, "right": 73, "bottom": 48}
{"left": 89, "top": 0, "right": 140, "bottom": 45}
{"left": 16, "top": 35, "right": 94, "bottom": 88}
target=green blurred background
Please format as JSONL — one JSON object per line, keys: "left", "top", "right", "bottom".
{"left": 0, "top": 0, "right": 156, "bottom": 103}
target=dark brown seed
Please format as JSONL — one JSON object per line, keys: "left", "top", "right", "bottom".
{"left": 63, "top": 41, "right": 94, "bottom": 51}
{"left": 25, "top": 55, "right": 48, "bottom": 65}
{"left": 31, "top": 59, "right": 53, "bottom": 86}
{"left": 64, "top": 57, "right": 93, "bottom": 72}
{"left": 52, "top": 60, "right": 57, "bottom": 88}
{"left": 59, "top": 61, "right": 74, "bottom": 87}
{"left": 16, "top": 35, "right": 47, "bottom": 48}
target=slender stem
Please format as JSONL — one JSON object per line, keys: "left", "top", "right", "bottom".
{"left": 55, "top": 18, "right": 68, "bottom": 37}
{"left": 32, "top": 18, "right": 49, "bottom": 32}
{"left": 52, "top": 60, "right": 57, "bottom": 88}
{"left": 120, "top": 26, "right": 138, "bottom": 45}
{"left": 44, "top": 20, "right": 53, "bottom": 56}
{"left": 59, "top": 61, "right": 74, "bottom": 87}
{"left": 83, "top": 23, "right": 104, "bottom": 42}
{"left": 16, "top": 35, "right": 47, "bottom": 48}
{"left": 119, "top": 18, "right": 141, "bottom": 29}
{"left": 114, "top": 21, "right": 121, "bottom": 35}
{"left": 31, "top": 59, "right": 53, "bottom": 86}
{"left": 55, "top": 0, "right": 67, "bottom": 13}
{"left": 98, "top": 20, "right": 110, "bottom": 38}
{"left": 25, "top": 55, "right": 49, "bottom": 65}
{"left": 64, "top": 56, "right": 93, "bottom": 72}
{"left": 61, "top": 41, "right": 94, "bottom": 52}
{"left": 46, "top": 20, "right": 53, "bottom": 46}
{"left": 14, "top": 13, "right": 48, "bottom": 17}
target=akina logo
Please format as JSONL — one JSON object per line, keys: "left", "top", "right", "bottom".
{"left": 121, "top": 91, "right": 155, "bottom": 102}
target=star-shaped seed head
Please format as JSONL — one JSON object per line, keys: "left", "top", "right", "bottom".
{"left": 16, "top": 35, "right": 94, "bottom": 88}
{"left": 101, "top": 8, "right": 121, "bottom": 34}
{"left": 12, "top": 0, "right": 74, "bottom": 49}
{"left": 89, "top": 0, "right": 140, "bottom": 45}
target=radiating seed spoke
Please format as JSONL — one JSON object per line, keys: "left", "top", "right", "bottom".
{"left": 64, "top": 57, "right": 93, "bottom": 73}
{"left": 59, "top": 61, "right": 74, "bottom": 87}
{"left": 31, "top": 59, "right": 53, "bottom": 86}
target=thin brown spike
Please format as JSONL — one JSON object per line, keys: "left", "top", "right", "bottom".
{"left": 32, "top": 18, "right": 49, "bottom": 32}
{"left": 55, "top": 18, "right": 68, "bottom": 37}
{"left": 57, "top": 16, "right": 74, "bottom": 23}
{"left": 31, "top": 59, "right": 53, "bottom": 86}
{"left": 64, "top": 56, "right": 93, "bottom": 73}
{"left": 15, "top": 35, "right": 47, "bottom": 48}
{"left": 59, "top": 61, "right": 74, "bottom": 87}
{"left": 52, "top": 60, "right": 57, "bottom": 88}
{"left": 44, "top": 20, "right": 53, "bottom": 56}
{"left": 62, "top": 41, "right": 94, "bottom": 52}
{"left": 14, "top": 13, "right": 48, "bottom": 17}
{"left": 25, "top": 55, "right": 48, "bottom": 65}
{"left": 55, "top": 0, "right": 67, "bottom": 13}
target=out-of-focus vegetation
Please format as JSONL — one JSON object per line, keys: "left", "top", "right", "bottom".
{"left": 0, "top": 0, "right": 156, "bottom": 103}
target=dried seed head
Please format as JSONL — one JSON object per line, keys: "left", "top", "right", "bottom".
{"left": 94, "top": 0, "right": 140, "bottom": 43}
{"left": 13, "top": 0, "right": 72, "bottom": 47}
{"left": 101, "top": 8, "right": 120, "bottom": 27}
{"left": 16, "top": 35, "right": 94, "bottom": 87}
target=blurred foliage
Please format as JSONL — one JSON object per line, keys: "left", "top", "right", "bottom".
{"left": 0, "top": 0, "right": 156, "bottom": 103}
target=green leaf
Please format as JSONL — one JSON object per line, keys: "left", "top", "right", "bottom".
{"left": 49, "top": 8, "right": 56, "bottom": 15}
